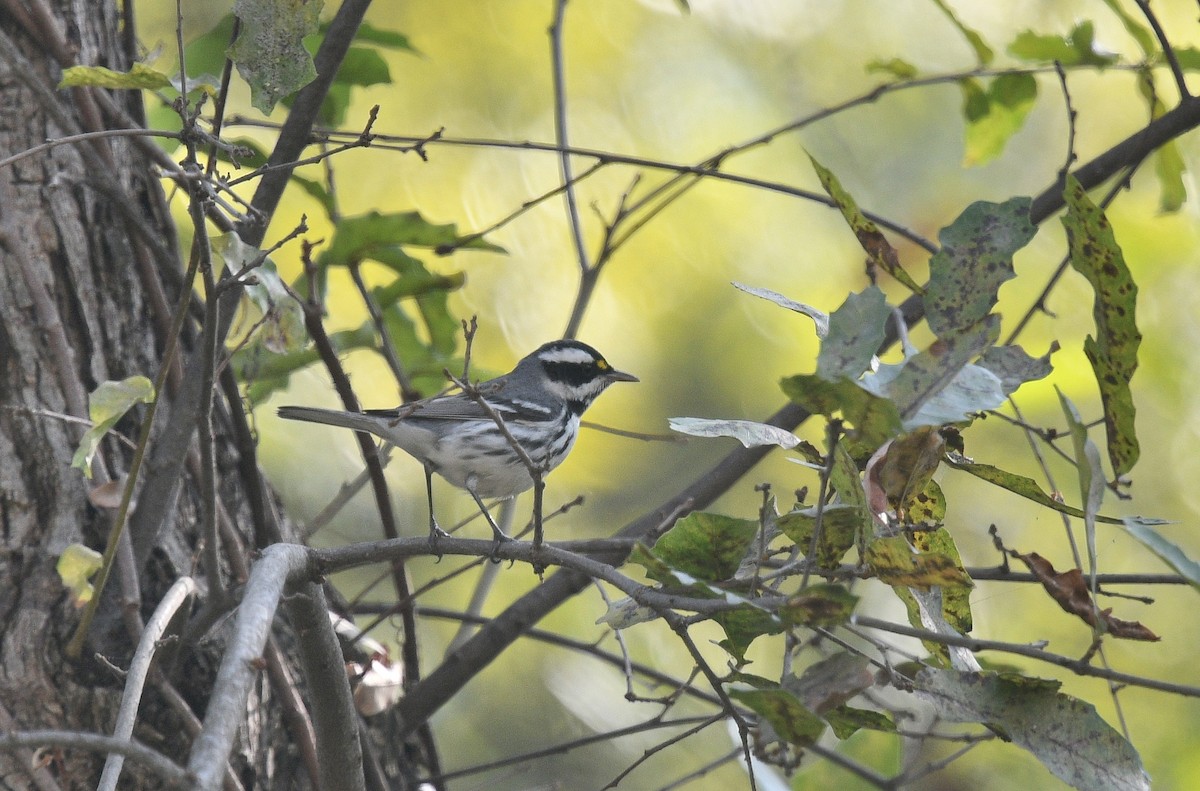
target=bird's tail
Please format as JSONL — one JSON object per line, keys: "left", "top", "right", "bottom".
{"left": 277, "top": 405, "right": 381, "bottom": 435}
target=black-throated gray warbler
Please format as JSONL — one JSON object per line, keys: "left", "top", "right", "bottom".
{"left": 277, "top": 339, "right": 637, "bottom": 547}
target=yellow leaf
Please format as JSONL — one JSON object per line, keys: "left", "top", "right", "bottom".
{"left": 56, "top": 544, "right": 103, "bottom": 607}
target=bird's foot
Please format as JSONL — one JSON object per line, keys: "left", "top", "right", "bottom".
{"left": 488, "top": 530, "right": 513, "bottom": 564}
{"left": 427, "top": 523, "right": 451, "bottom": 561}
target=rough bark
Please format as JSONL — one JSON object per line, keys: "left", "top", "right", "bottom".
{"left": 0, "top": 3, "right": 302, "bottom": 788}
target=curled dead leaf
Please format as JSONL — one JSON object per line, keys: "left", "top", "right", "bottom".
{"left": 87, "top": 478, "right": 127, "bottom": 509}
{"left": 1014, "top": 551, "right": 1159, "bottom": 641}
{"left": 866, "top": 426, "right": 962, "bottom": 520}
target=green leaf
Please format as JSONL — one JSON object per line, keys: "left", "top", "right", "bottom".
{"left": 379, "top": 304, "right": 460, "bottom": 390}
{"left": 370, "top": 248, "right": 465, "bottom": 295}
{"left": 945, "top": 459, "right": 1166, "bottom": 526}
{"left": 351, "top": 21, "right": 417, "bottom": 52}
{"left": 290, "top": 174, "right": 336, "bottom": 217}
{"left": 865, "top": 535, "right": 973, "bottom": 588}
{"left": 930, "top": 0, "right": 993, "bottom": 65}
{"left": 714, "top": 606, "right": 784, "bottom": 665}
{"left": 824, "top": 706, "right": 896, "bottom": 739}
{"left": 781, "top": 374, "right": 903, "bottom": 448}
{"left": 301, "top": 211, "right": 484, "bottom": 395}
{"left": 378, "top": 309, "right": 462, "bottom": 398}
{"left": 865, "top": 58, "right": 918, "bottom": 80}
{"left": 808, "top": 155, "right": 922, "bottom": 292}
{"left": 332, "top": 46, "right": 391, "bottom": 87}
{"left": 56, "top": 544, "right": 103, "bottom": 607}
{"left": 1153, "top": 139, "right": 1187, "bottom": 212}
{"left": 627, "top": 542, "right": 680, "bottom": 586}
{"left": 653, "top": 512, "right": 759, "bottom": 582}
{"left": 926, "top": 197, "right": 1036, "bottom": 337}
{"left": 367, "top": 248, "right": 463, "bottom": 357}
{"left": 316, "top": 45, "right": 386, "bottom": 126}
{"left": 828, "top": 441, "right": 870, "bottom": 515}
{"left": 58, "top": 63, "right": 172, "bottom": 90}
{"left": 728, "top": 688, "right": 826, "bottom": 747}
{"left": 235, "top": 324, "right": 375, "bottom": 406}
{"left": 825, "top": 442, "right": 875, "bottom": 560}
{"left": 894, "top": 527, "right": 974, "bottom": 646}
{"left": 1166, "top": 47, "right": 1200, "bottom": 71}
{"left": 903, "top": 478, "right": 947, "bottom": 525}
{"left": 817, "top": 286, "right": 890, "bottom": 381}
{"left": 211, "top": 234, "right": 307, "bottom": 354}
{"left": 285, "top": 44, "right": 392, "bottom": 126}
{"left": 1059, "top": 389, "right": 1105, "bottom": 592}
{"left": 186, "top": 14, "right": 238, "bottom": 80}
{"left": 320, "top": 211, "right": 505, "bottom": 266}
{"left": 1061, "top": 175, "right": 1141, "bottom": 476}
{"left": 976, "top": 343, "right": 1057, "bottom": 394}
{"left": 71, "top": 377, "right": 156, "bottom": 478}
{"left": 1097, "top": 0, "right": 1157, "bottom": 56}
{"left": 1133, "top": 70, "right": 1188, "bottom": 213}
{"left": 788, "top": 652, "right": 875, "bottom": 715}
{"left": 776, "top": 506, "right": 863, "bottom": 569}
{"left": 1007, "top": 22, "right": 1119, "bottom": 67}
{"left": 1122, "top": 520, "right": 1200, "bottom": 593}
{"left": 779, "top": 584, "right": 858, "bottom": 628}
{"left": 914, "top": 669, "right": 1150, "bottom": 791}
{"left": 229, "top": 0, "right": 322, "bottom": 114}
{"left": 960, "top": 73, "right": 1038, "bottom": 167}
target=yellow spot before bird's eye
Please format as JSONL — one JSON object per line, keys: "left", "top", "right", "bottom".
{"left": 597, "top": 360, "right": 610, "bottom": 370}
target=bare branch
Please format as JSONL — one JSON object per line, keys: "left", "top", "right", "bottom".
{"left": 98, "top": 577, "right": 198, "bottom": 791}
{"left": 548, "top": 0, "right": 591, "bottom": 277}
{"left": 0, "top": 732, "right": 190, "bottom": 789}
{"left": 855, "top": 615, "right": 1200, "bottom": 698}
{"left": 284, "top": 580, "right": 367, "bottom": 791}
{"left": 187, "top": 545, "right": 313, "bottom": 791}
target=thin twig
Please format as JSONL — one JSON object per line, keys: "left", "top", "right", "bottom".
{"left": 1134, "top": 0, "right": 1190, "bottom": 98}
{"left": 98, "top": 578, "right": 198, "bottom": 791}
{"left": 0, "top": 128, "right": 184, "bottom": 171}
{"left": 0, "top": 732, "right": 191, "bottom": 789}
{"left": 229, "top": 120, "right": 940, "bottom": 254}
{"left": 65, "top": 163, "right": 206, "bottom": 657}
{"left": 602, "top": 714, "right": 726, "bottom": 789}
{"left": 548, "top": 0, "right": 591, "bottom": 277}
{"left": 226, "top": 105, "right": 380, "bottom": 189}
{"left": 801, "top": 420, "right": 841, "bottom": 591}
{"left": 348, "top": 259, "right": 420, "bottom": 402}
{"left": 855, "top": 615, "right": 1200, "bottom": 698}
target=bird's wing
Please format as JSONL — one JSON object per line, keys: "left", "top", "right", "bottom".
{"left": 365, "top": 380, "right": 558, "bottom": 423}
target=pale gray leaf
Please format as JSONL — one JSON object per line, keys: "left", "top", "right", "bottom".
{"left": 733, "top": 282, "right": 830, "bottom": 337}
{"left": 669, "top": 417, "right": 800, "bottom": 448}
{"left": 915, "top": 668, "right": 1149, "bottom": 791}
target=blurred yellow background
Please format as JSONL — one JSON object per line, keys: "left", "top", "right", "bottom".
{"left": 140, "top": 1, "right": 1200, "bottom": 788}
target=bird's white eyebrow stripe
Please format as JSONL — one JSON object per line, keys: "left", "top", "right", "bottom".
{"left": 539, "top": 348, "right": 596, "bottom": 364}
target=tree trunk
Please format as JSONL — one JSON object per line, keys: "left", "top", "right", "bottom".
{"left": 0, "top": 3, "right": 301, "bottom": 788}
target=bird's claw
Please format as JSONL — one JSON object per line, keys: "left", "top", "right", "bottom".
{"left": 428, "top": 524, "right": 451, "bottom": 561}
{"left": 488, "top": 531, "right": 513, "bottom": 564}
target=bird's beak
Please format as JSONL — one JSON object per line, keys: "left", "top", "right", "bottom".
{"left": 606, "top": 368, "right": 639, "bottom": 383}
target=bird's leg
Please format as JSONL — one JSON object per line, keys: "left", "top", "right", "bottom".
{"left": 425, "top": 466, "right": 450, "bottom": 556}
{"left": 465, "top": 478, "right": 511, "bottom": 562}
